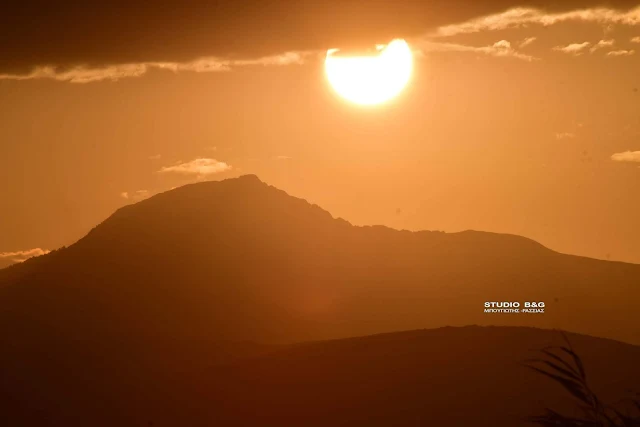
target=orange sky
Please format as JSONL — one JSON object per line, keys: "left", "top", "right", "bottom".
{"left": 1, "top": 3, "right": 640, "bottom": 267}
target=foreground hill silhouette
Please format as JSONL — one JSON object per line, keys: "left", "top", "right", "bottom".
{"left": 1, "top": 175, "right": 638, "bottom": 345}
{"left": 1, "top": 326, "right": 639, "bottom": 426}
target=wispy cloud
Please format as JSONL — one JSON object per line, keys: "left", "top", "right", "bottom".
{"left": 434, "top": 7, "right": 640, "bottom": 37}
{"left": 556, "top": 132, "right": 576, "bottom": 140}
{"left": 519, "top": 37, "right": 537, "bottom": 48}
{"left": 590, "top": 39, "right": 615, "bottom": 53}
{"left": 0, "top": 248, "right": 50, "bottom": 264}
{"left": 120, "top": 190, "right": 151, "bottom": 202}
{"left": 611, "top": 150, "right": 640, "bottom": 162}
{"left": 273, "top": 155, "right": 292, "bottom": 160}
{"left": 632, "top": 36, "right": 640, "bottom": 43}
{"left": 420, "top": 39, "right": 537, "bottom": 61}
{"left": 552, "top": 42, "right": 591, "bottom": 55}
{"left": 0, "top": 51, "right": 316, "bottom": 84}
{"left": 149, "top": 154, "right": 162, "bottom": 160}
{"left": 606, "top": 49, "right": 635, "bottom": 56}
{"left": 158, "top": 158, "right": 232, "bottom": 177}
{"left": 232, "top": 51, "right": 310, "bottom": 66}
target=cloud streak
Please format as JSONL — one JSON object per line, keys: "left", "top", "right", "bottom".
{"left": 553, "top": 42, "right": 591, "bottom": 55}
{"left": 158, "top": 158, "right": 232, "bottom": 177}
{"left": 120, "top": 190, "right": 151, "bottom": 202}
{"left": 519, "top": 37, "right": 537, "bottom": 48}
{"left": 0, "top": 248, "right": 50, "bottom": 264}
{"left": 606, "top": 49, "right": 635, "bottom": 56}
{"left": 434, "top": 6, "right": 640, "bottom": 37}
{"left": 590, "top": 39, "right": 615, "bottom": 53}
{"left": 420, "top": 39, "right": 537, "bottom": 61}
{"left": 0, "top": 51, "right": 317, "bottom": 84}
{"left": 556, "top": 132, "right": 576, "bottom": 140}
{"left": 611, "top": 151, "right": 640, "bottom": 162}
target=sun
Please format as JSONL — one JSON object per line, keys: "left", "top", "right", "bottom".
{"left": 325, "top": 39, "right": 413, "bottom": 106}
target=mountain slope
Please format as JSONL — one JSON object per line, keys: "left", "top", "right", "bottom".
{"left": 2, "top": 326, "right": 639, "bottom": 426}
{"left": 201, "top": 326, "right": 640, "bottom": 427}
{"left": 1, "top": 174, "right": 638, "bottom": 346}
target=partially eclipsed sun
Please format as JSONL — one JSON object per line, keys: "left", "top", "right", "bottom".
{"left": 325, "top": 39, "right": 413, "bottom": 106}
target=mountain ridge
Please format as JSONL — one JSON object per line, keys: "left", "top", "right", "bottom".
{"left": 0, "top": 174, "right": 638, "bottom": 346}
{"left": 2, "top": 174, "right": 559, "bottom": 275}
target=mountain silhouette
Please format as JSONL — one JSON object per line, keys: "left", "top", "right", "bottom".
{"left": 1, "top": 174, "right": 637, "bottom": 345}
{"left": 1, "top": 175, "right": 639, "bottom": 426}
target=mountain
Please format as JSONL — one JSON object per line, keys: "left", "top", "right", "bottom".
{"left": 2, "top": 326, "right": 640, "bottom": 426}
{"left": 1, "top": 174, "right": 638, "bottom": 345}
{"left": 1, "top": 175, "right": 639, "bottom": 426}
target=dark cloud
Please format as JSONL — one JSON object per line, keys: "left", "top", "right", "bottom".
{"left": 2, "top": 0, "right": 638, "bottom": 73}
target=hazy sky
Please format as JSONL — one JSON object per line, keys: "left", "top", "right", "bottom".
{"left": 1, "top": 1, "right": 640, "bottom": 267}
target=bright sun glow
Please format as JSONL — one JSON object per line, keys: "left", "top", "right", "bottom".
{"left": 325, "top": 39, "right": 413, "bottom": 106}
